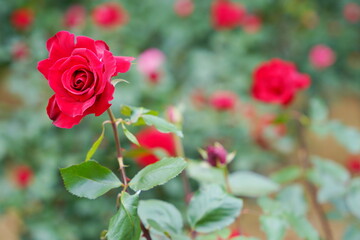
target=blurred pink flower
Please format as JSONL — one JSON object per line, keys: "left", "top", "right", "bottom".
{"left": 343, "top": 3, "right": 360, "bottom": 23}
{"left": 209, "top": 90, "right": 238, "bottom": 111}
{"left": 242, "top": 14, "right": 262, "bottom": 34}
{"left": 11, "top": 8, "right": 34, "bottom": 30}
{"left": 92, "top": 2, "right": 128, "bottom": 28}
{"left": 64, "top": 5, "right": 86, "bottom": 28}
{"left": 11, "top": 42, "right": 29, "bottom": 60}
{"left": 309, "top": 44, "right": 336, "bottom": 69}
{"left": 137, "top": 48, "right": 165, "bottom": 84}
{"left": 174, "top": 0, "right": 194, "bottom": 17}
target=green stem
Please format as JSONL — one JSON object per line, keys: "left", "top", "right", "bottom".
{"left": 222, "top": 166, "right": 232, "bottom": 194}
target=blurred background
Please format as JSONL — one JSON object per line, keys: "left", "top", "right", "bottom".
{"left": 0, "top": 0, "right": 359, "bottom": 239}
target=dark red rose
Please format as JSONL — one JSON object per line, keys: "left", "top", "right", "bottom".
{"left": 209, "top": 90, "right": 238, "bottom": 111}
{"left": 92, "top": 2, "right": 128, "bottom": 28}
{"left": 251, "top": 59, "right": 311, "bottom": 106}
{"left": 211, "top": 0, "right": 246, "bottom": 30}
{"left": 11, "top": 8, "right": 34, "bottom": 30}
{"left": 134, "top": 127, "right": 176, "bottom": 167}
{"left": 205, "top": 144, "right": 228, "bottom": 167}
{"left": 174, "top": 0, "right": 194, "bottom": 18}
{"left": 346, "top": 156, "right": 360, "bottom": 173}
{"left": 37, "top": 31, "right": 134, "bottom": 128}
{"left": 64, "top": 5, "right": 86, "bottom": 28}
{"left": 12, "top": 165, "right": 33, "bottom": 189}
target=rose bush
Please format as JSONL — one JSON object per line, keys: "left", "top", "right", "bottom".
{"left": 38, "top": 31, "right": 134, "bottom": 128}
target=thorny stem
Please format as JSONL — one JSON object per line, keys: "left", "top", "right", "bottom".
{"left": 173, "top": 134, "right": 192, "bottom": 204}
{"left": 296, "top": 118, "right": 334, "bottom": 240}
{"left": 107, "top": 108, "right": 152, "bottom": 240}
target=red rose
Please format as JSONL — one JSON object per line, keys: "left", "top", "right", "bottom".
{"left": 92, "top": 2, "right": 128, "bottom": 28}
{"left": 209, "top": 90, "right": 238, "bottom": 111}
{"left": 174, "top": 0, "right": 194, "bottom": 18}
{"left": 211, "top": 0, "right": 246, "bottom": 30}
{"left": 134, "top": 127, "right": 176, "bottom": 167}
{"left": 309, "top": 44, "right": 336, "bottom": 69}
{"left": 64, "top": 5, "right": 86, "bottom": 28}
{"left": 12, "top": 165, "right": 33, "bottom": 189}
{"left": 251, "top": 59, "right": 311, "bottom": 106}
{"left": 343, "top": 3, "right": 360, "bottom": 23}
{"left": 37, "top": 31, "right": 134, "bottom": 128}
{"left": 11, "top": 8, "right": 34, "bottom": 30}
{"left": 346, "top": 156, "right": 360, "bottom": 173}
{"left": 242, "top": 14, "right": 262, "bottom": 34}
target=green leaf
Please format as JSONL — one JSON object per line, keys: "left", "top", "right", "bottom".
{"left": 107, "top": 192, "right": 141, "bottom": 240}
{"left": 287, "top": 215, "right": 320, "bottom": 240}
{"left": 187, "top": 185, "right": 243, "bottom": 233}
{"left": 129, "top": 157, "right": 187, "bottom": 191}
{"left": 229, "top": 171, "right": 279, "bottom": 197}
{"left": 270, "top": 166, "right": 302, "bottom": 184}
{"left": 260, "top": 216, "right": 287, "bottom": 240}
{"left": 345, "top": 178, "right": 360, "bottom": 220}
{"left": 85, "top": 124, "right": 106, "bottom": 161}
{"left": 344, "top": 224, "right": 360, "bottom": 240}
{"left": 121, "top": 123, "right": 140, "bottom": 146}
{"left": 187, "top": 160, "right": 225, "bottom": 185}
{"left": 60, "top": 161, "right": 122, "bottom": 199}
{"left": 138, "top": 200, "right": 183, "bottom": 235}
{"left": 277, "top": 184, "right": 307, "bottom": 216}
{"left": 120, "top": 105, "right": 158, "bottom": 124}
{"left": 142, "top": 115, "right": 183, "bottom": 137}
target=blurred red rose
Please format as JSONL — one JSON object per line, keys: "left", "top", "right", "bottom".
{"left": 346, "top": 156, "right": 360, "bottom": 173}
{"left": 134, "top": 127, "right": 176, "bottom": 167}
{"left": 343, "top": 3, "right": 360, "bottom": 23}
{"left": 11, "top": 42, "right": 29, "bottom": 60}
{"left": 12, "top": 165, "right": 33, "bottom": 189}
{"left": 137, "top": 48, "right": 165, "bottom": 84}
{"left": 210, "top": 90, "right": 238, "bottom": 111}
{"left": 218, "top": 229, "right": 241, "bottom": 240}
{"left": 242, "top": 14, "right": 262, "bottom": 34}
{"left": 11, "top": 8, "right": 34, "bottom": 30}
{"left": 92, "top": 2, "right": 128, "bottom": 28}
{"left": 251, "top": 59, "right": 311, "bottom": 106}
{"left": 37, "top": 31, "right": 134, "bottom": 128}
{"left": 309, "top": 44, "right": 336, "bottom": 69}
{"left": 211, "top": 0, "right": 246, "bottom": 30}
{"left": 174, "top": 0, "right": 194, "bottom": 17}
{"left": 64, "top": 5, "right": 86, "bottom": 28}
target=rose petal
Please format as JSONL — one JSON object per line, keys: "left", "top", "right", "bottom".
{"left": 47, "top": 95, "right": 83, "bottom": 128}
{"left": 47, "top": 31, "right": 75, "bottom": 60}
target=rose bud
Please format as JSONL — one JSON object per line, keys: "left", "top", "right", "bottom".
{"left": 137, "top": 48, "right": 165, "bottom": 84}
{"left": 12, "top": 165, "right": 33, "bottom": 189}
{"left": 209, "top": 90, "right": 238, "bottom": 111}
{"left": 211, "top": 0, "right": 246, "bottom": 30}
{"left": 11, "top": 42, "right": 29, "bottom": 61}
{"left": 174, "top": 0, "right": 194, "bottom": 18}
{"left": 346, "top": 156, "right": 360, "bottom": 174}
{"left": 134, "top": 127, "right": 176, "bottom": 167}
{"left": 64, "top": 5, "right": 86, "bottom": 28}
{"left": 309, "top": 44, "right": 336, "bottom": 69}
{"left": 343, "top": 3, "right": 360, "bottom": 23}
{"left": 202, "top": 143, "right": 229, "bottom": 167}
{"left": 251, "top": 58, "right": 311, "bottom": 106}
{"left": 166, "top": 106, "right": 182, "bottom": 125}
{"left": 242, "top": 14, "right": 262, "bottom": 34}
{"left": 37, "top": 31, "right": 134, "bottom": 128}
{"left": 11, "top": 8, "right": 34, "bottom": 30}
{"left": 92, "top": 2, "right": 128, "bottom": 28}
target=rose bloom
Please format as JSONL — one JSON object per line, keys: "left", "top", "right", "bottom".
{"left": 64, "top": 5, "right": 86, "bottom": 28}
{"left": 309, "top": 44, "right": 336, "bottom": 69}
{"left": 242, "top": 14, "right": 262, "bottom": 34}
{"left": 11, "top": 42, "right": 29, "bottom": 60}
{"left": 210, "top": 90, "right": 238, "bottom": 111}
{"left": 251, "top": 59, "right": 311, "bottom": 106}
{"left": 346, "top": 156, "right": 360, "bottom": 174}
{"left": 174, "top": 0, "right": 194, "bottom": 17}
{"left": 12, "top": 165, "right": 33, "bottom": 189}
{"left": 11, "top": 8, "right": 34, "bottom": 30}
{"left": 134, "top": 127, "right": 176, "bottom": 167}
{"left": 137, "top": 48, "right": 165, "bottom": 84}
{"left": 37, "top": 31, "right": 134, "bottom": 128}
{"left": 343, "top": 3, "right": 360, "bottom": 23}
{"left": 92, "top": 2, "right": 128, "bottom": 28}
{"left": 211, "top": 0, "right": 246, "bottom": 30}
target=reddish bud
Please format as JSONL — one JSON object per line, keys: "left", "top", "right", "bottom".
{"left": 205, "top": 143, "right": 228, "bottom": 167}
